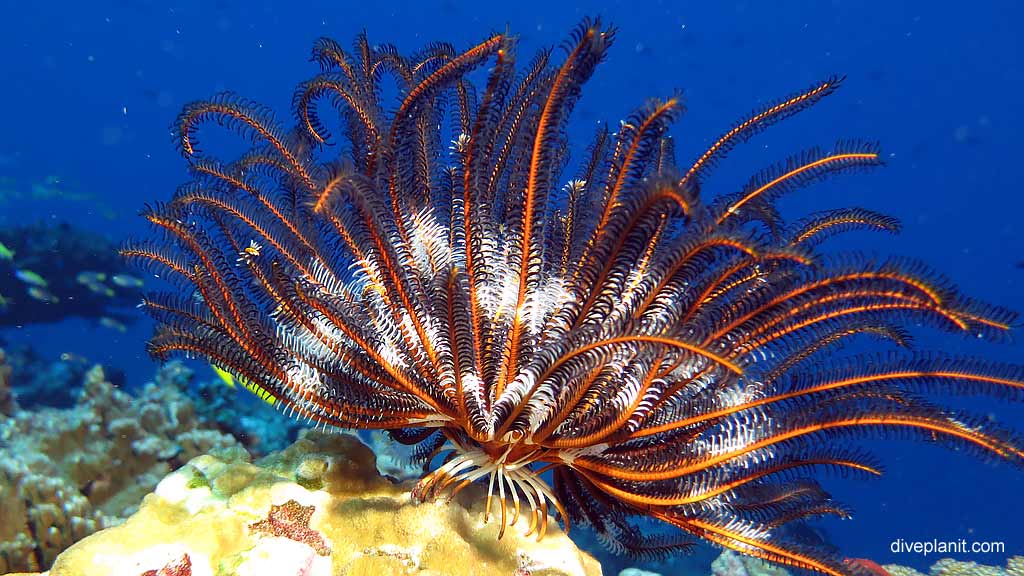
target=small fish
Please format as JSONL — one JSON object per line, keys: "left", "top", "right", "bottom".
{"left": 212, "top": 364, "right": 238, "bottom": 389}
{"left": 110, "top": 273, "right": 144, "bottom": 288}
{"left": 15, "top": 269, "right": 48, "bottom": 287}
{"left": 99, "top": 316, "right": 127, "bottom": 332}
{"left": 0, "top": 293, "right": 10, "bottom": 310}
{"left": 60, "top": 352, "right": 88, "bottom": 364}
{"left": 0, "top": 241, "right": 14, "bottom": 261}
{"left": 211, "top": 364, "right": 277, "bottom": 405}
{"left": 27, "top": 286, "right": 59, "bottom": 303}
{"left": 76, "top": 271, "right": 107, "bottom": 285}
{"left": 83, "top": 281, "right": 116, "bottom": 298}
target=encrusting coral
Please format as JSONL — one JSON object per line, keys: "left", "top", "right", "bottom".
{"left": 32, "top": 431, "right": 601, "bottom": 576}
{"left": 0, "top": 363, "right": 239, "bottom": 573}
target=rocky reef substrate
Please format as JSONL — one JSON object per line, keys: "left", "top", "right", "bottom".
{"left": 3, "top": 350, "right": 1022, "bottom": 576}
{"left": 0, "top": 356, "right": 238, "bottom": 573}
{"left": 8, "top": 431, "right": 600, "bottom": 576}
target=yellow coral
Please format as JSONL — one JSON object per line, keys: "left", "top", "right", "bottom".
{"left": 41, "top": 431, "right": 601, "bottom": 576}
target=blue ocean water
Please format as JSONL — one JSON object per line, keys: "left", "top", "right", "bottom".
{"left": 0, "top": 0, "right": 1020, "bottom": 572}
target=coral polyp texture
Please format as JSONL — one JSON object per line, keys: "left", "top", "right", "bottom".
{"left": 37, "top": 432, "right": 601, "bottom": 576}
{"left": 125, "top": 19, "right": 1024, "bottom": 576}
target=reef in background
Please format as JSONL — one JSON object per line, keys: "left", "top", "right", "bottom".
{"left": 173, "top": 361, "right": 303, "bottom": 458}
{"left": 163, "top": 359, "right": 428, "bottom": 474}
{"left": 0, "top": 345, "right": 110, "bottom": 409}
{"left": 0, "top": 353, "right": 239, "bottom": 573}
